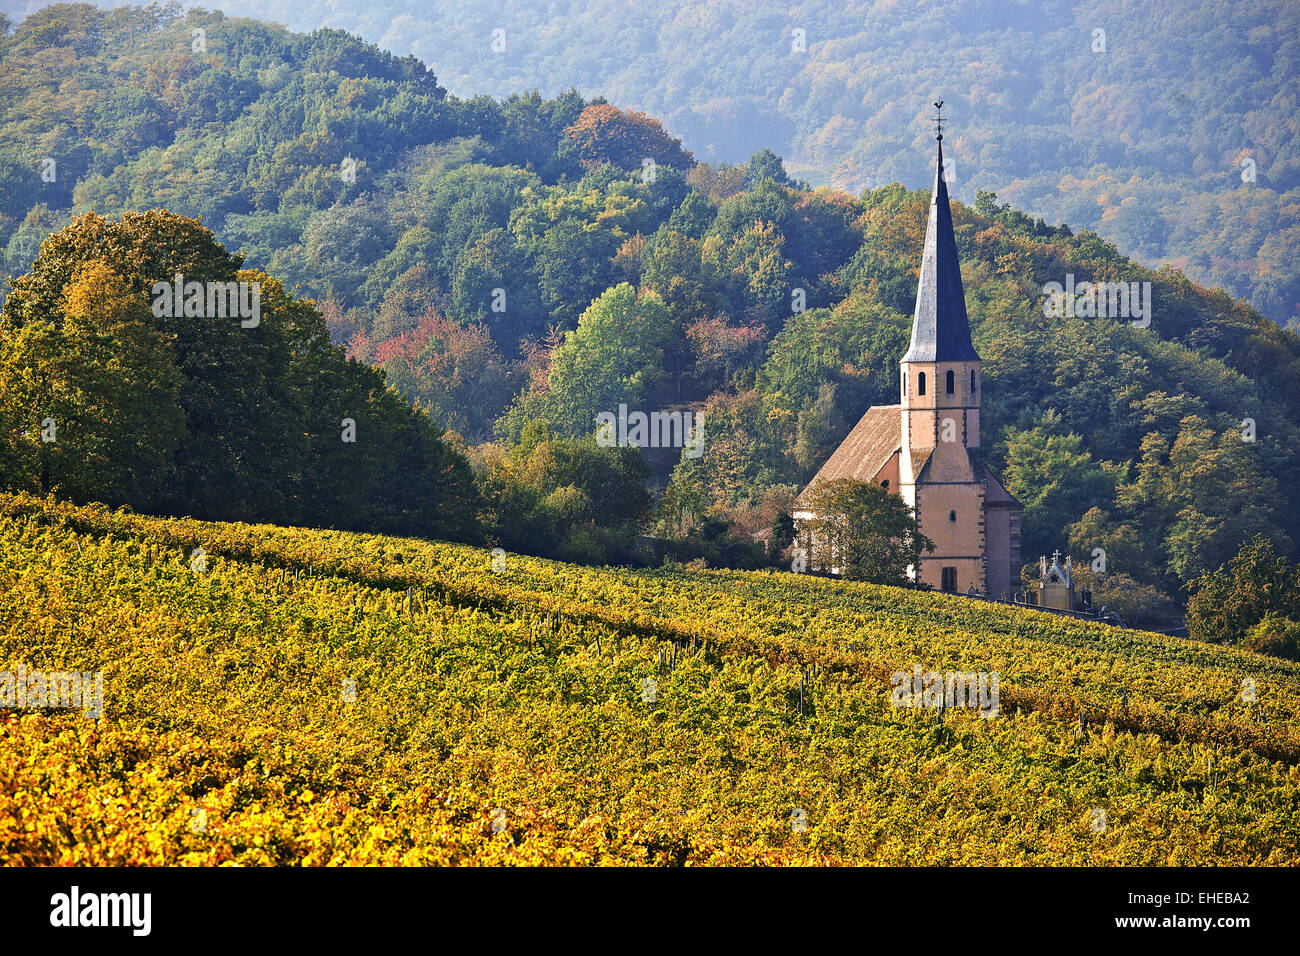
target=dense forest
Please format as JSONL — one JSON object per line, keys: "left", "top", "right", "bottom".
{"left": 2, "top": 3, "right": 1299, "bottom": 621}
{"left": 0, "top": 208, "right": 482, "bottom": 540}
{"left": 72, "top": 0, "right": 1300, "bottom": 329}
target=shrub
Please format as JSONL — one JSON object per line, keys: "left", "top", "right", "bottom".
{"left": 1241, "top": 614, "right": 1300, "bottom": 660}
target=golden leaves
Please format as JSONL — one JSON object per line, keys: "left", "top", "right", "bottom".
{"left": 1, "top": 492, "right": 1299, "bottom": 865}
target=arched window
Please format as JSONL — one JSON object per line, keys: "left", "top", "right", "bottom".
{"left": 917, "top": 372, "right": 926, "bottom": 396}
{"left": 948, "top": 510, "right": 957, "bottom": 523}
{"left": 881, "top": 479, "right": 890, "bottom": 491}
{"left": 970, "top": 369, "right": 976, "bottom": 393}
{"left": 946, "top": 369, "right": 955, "bottom": 394}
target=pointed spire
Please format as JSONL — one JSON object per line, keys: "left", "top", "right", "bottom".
{"left": 902, "top": 111, "right": 979, "bottom": 364}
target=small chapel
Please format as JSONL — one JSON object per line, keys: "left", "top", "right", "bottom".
{"left": 794, "top": 110, "right": 1023, "bottom": 597}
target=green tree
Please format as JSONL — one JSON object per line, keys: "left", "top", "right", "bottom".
{"left": 0, "top": 260, "right": 184, "bottom": 506}
{"left": 507, "top": 282, "right": 673, "bottom": 438}
{"left": 711, "top": 219, "right": 793, "bottom": 330}
{"left": 449, "top": 227, "right": 544, "bottom": 349}
{"left": 511, "top": 185, "right": 650, "bottom": 323}
{"left": 476, "top": 426, "right": 651, "bottom": 563}
{"left": 1, "top": 211, "right": 481, "bottom": 542}
{"left": 2, "top": 210, "right": 301, "bottom": 520}
{"left": 654, "top": 454, "right": 709, "bottom": 539}
{"left": 999, "top": 410, "right": 1117, "bottom": 562}
{"left": 1120, "top": 416, "right": 1291, "bottom": 582}
{"left": 1241, "top": 614, "right": 1300, "bottom": 660}
{"left": 1186, "top": 535, "right": 1300, "bottom": 651}
{"left": 744, "top": 148, "right": 792, "bottom": 188}
{"left": 640, "top": 229, "right": 723, "bottom": 321}
{"left": 802, "top": 478, "right": 933, "bottom": 585}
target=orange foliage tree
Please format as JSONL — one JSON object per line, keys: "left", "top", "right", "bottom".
{"left": 562, "top": 104, "right": 695, "bottom": 172}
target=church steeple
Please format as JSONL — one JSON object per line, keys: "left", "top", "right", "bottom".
{"left": 898, "top": 102, "right": 982, "bottom": 467}
{"left": 901, "top": 108, "right": 979, "bottom": 364}
{"left": 796, "top": 102, "right": 1022, "bottom": 600}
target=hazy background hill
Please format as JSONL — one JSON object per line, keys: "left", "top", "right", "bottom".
{"left": 9, "top": 0, "right": 1295, "bottom": 327}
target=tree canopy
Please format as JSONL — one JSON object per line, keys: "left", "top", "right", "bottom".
{"left": 1, "top": 210, "right": 480, "bottom": 541}
{"left": 800, "top": 479, "right": 933, "bottom": 585}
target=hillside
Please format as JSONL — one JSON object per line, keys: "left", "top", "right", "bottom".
{"left": 3, "top": 492, "right": 1298, "bottom": 864}
{"left": 2, "top": 4, "right": 1298, "bottom": 615}
{"left": 60, "top": 0, "right": 1300, "bottom": 328}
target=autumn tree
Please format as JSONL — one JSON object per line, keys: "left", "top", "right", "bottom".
{"left": 685, "top": 315, "right": 764, "bottom": 392}
{"left": 368, "top": 311, "right": 521, "bottom": 443}
{"left": 562, "top": 104, "right": 695, "bottom": 173}
{"left": 0, "top": 260, "right": 183, "bottom": 507}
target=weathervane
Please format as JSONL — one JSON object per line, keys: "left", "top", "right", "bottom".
{"left": 933, "top": 100, "right": 945, "bottom": 141}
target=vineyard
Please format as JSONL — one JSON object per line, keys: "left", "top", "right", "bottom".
{"left": 2, "top": 492, "right": 1298, "bottom": 865}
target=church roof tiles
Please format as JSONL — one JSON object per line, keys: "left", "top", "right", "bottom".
{"left": 797, "top": 404, "right": 900, "bottom": 503}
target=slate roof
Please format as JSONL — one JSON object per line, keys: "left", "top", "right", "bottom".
{"left": 797, "top": 404, "right": 900, "bottom": 503}
{"left": 901, "top": 140, "right": 980, "bottom": 364}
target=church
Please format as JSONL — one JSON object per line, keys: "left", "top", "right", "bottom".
{"left": 794, "top": 124, "right": 1022, "bottom": 598}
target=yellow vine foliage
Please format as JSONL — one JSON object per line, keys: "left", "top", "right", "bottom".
{"left": 1, "top": 492, "right": 1297, "bottom": 865}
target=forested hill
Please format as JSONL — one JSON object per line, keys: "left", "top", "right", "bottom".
{"left": 59, "top": 0, "right": 1300, "bottom": 329}
{"left": 1, "top": 3, "right": 1299, "bottom": 617}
